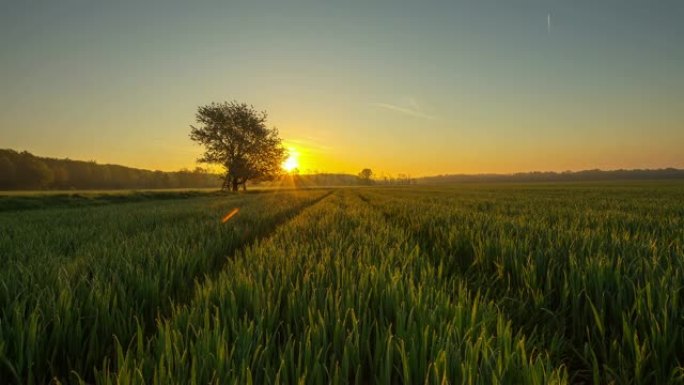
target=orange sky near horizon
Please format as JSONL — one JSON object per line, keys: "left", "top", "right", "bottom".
{"left": 4, "top": 103, "right": 683, "bottom": 177}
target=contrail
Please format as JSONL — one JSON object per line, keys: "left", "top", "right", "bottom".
{"left": 371, "top": 102, "right": 436, "bottom": 120}
{"left": 547, "top": 13, "right": 551, "bottom": 34}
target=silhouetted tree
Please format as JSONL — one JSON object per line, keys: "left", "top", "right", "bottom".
{"left": 358, "top": 168, "right": 373, "bottom": 185}
{"left": 189, "top": 101, "right": 286, "bottom": 191}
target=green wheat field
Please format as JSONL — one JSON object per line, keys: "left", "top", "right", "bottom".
{"left": 1, "top": 182, "right": 683, "bottom": 384}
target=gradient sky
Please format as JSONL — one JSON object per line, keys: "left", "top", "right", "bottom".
{"left": 1, "top": 1, "right": 683, "bottom": 176}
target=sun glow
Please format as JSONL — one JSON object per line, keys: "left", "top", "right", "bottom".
{"left": 282, "top": 149, "right": 299, "bottom": 172}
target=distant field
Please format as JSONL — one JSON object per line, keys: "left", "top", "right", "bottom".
{"left": 1, "top": 183, "right": 683, "bottom": 384}
{"left": 0, "top": 187, "right": 302, "bottom": 212}
{"left": 0, "top": 189, "right": 218, "bottom": 212}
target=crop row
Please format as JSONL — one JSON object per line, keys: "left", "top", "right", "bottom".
{"left": 2, "top": 184, "right": 682, "bottom": 384}
{"left": 98, "top": 190, "right": 565, "bottom": 385}
{"left": 357, "top": 184, "right": 684, "bottom": 384}
{"left": 0, "top": 190, "right": 328, "bottom": 384}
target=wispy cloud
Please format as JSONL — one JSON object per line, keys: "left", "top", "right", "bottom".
{"left": 151, "top": 139, "right": 198, "bottom": 154}
{"left": 371, "top": 102, "right": 436, "bottom": 120}
{"left": 284, "top": 137, "right": 333, "bottom": 154}
{"left": 547, "top": 13, "right": 551, "bottom": 34}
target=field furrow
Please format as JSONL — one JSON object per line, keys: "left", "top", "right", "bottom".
{"left": 356, "top": 185, "right": 684, "bottom": 384}
{"left": 98, "top": 190, "right": 565, "bottom": 385}
{"left": 2, "top": 183, "right": 683, "bottom": 384}
{"left": 0, "top": 189, "right": 329, "bottom": 384}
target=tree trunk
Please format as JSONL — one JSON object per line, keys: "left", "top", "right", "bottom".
{"left": 231, "top": 178, "right": 239, "bottom": 192}
{"left": 221, "top": 174, "right": 231, "bottom": 191}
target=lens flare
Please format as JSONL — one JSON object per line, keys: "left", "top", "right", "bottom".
{"left": 221, "top": 208, "right": 240, "bottom": 223}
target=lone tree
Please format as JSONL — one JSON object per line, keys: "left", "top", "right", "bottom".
{"left": 358, "top": 168, "right": 373, "bottom": 185}
{"left": 190, "top": 101, "right": 286, "bottom": 191}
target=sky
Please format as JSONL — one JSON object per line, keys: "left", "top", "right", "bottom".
{"left": 1, "top": 0, "right": 683, "bottom": 176}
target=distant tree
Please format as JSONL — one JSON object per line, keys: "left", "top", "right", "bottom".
{"left": 0, "top": 155, "right": 16, "bottom": 189}
{"left": 51, "top": 165, "right": 70, "bottom": 189}
{"left": 397, "top": 173, "right": 413, "bottom": 185}
{"left": 358, "top": 168, "right": 373, "bottom": 185}
{"left": 189, "top": 101, "right": 286, "bottom": 191}
{"left": 14, "top": 153, "right": 53, "bottom": 189}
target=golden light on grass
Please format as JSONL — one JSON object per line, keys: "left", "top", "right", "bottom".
{"left": 221, "top": 208, "right": 240, "bottom": 223}
{"left": 282, "top": 148, "right": 299, "bottom": 172}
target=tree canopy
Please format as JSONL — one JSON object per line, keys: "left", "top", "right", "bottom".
{"left": 358, "top": 168, "right": 374, "bottom": 185}
{"left": 190, "top": 101, "right": 286, "bottom": 191}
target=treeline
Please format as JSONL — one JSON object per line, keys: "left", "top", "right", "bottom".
{"left": 260, "top": 173, "right": 386, "bottom": 187}
{"left": 293, "top": 173, "right": 360, "bottom": 186}
{"left": 256, "top": 173, "right": 362, "bottom": 187}
{"left": 284, "top": 173, "right": 415, "bottom": 187}
{"left": 419, "top": 168, "right": 684, "bottom": 184}
{"left": 375, "top": 173, "right": 416, "bottom": 185}
{"left": 293, "top": 174, "right": 416, "bottom": 187}
{"left": 0, "top": 149, "right": 221, "bottom": 190}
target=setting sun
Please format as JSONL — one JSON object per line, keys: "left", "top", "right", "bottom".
{"left": 282, "top": 148, "right": 299, "bottom": 172}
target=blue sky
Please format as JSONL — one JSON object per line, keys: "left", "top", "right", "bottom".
{"left": 1, "top": 1, "right": 682, "bottom": 175}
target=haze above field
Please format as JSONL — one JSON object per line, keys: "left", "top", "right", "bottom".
{"left": 1, "top": 1, "right": 683, "bottom": 176}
